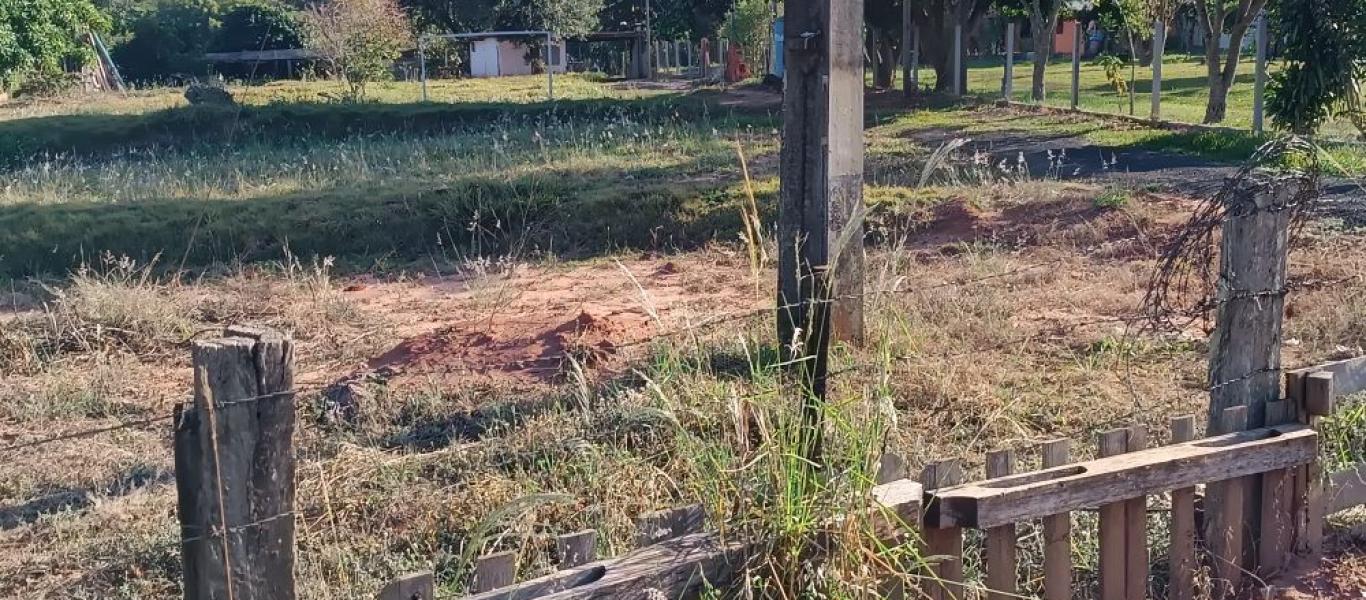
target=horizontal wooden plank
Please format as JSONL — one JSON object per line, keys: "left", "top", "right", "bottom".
{"left": 1329, "top": 464, "right": 1366, "bottom": 514}
{"left": 204, "top": 49, "right": 318, "bottom": 62}
{"left": 925, "top": 425, "right": 1318, "bottom": 529}
{"left": 1287, "top": 356, "right": 1366, "bottom": 398}
{"left": 464, "top": 533, "right": 746, "bottom": 600}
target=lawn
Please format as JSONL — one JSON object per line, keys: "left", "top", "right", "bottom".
{"left": 2, "top": 76, "right": 1365, "bottom": 599}
{"left": 901, "top": 53, "right": 1364, "bottom": 139}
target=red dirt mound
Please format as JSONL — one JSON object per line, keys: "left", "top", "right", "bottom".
{"left": 330, "top": 256, "right": 762, "bottom": 390}
{"left": 367, "top": 308, "right": 648, "bottom": 383}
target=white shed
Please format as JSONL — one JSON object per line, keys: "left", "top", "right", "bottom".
{"left": 469, "top": 37, "right": 567, "bottom": 78}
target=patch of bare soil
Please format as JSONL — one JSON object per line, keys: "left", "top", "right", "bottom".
{"left": 907, "top": 192, "right": 1197, "bottom": 258}
{"left": 1273, "top": 533, "right": 1366, "bottom": 599}
{"left": 331, "top": 254, "right": 762, "bottom": 390}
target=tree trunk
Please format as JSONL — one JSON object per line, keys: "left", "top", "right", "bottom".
{"left": 868, "top": 27, "right": 897, "bottom": 89}
{"left": 877, "top": 35, "right": 898, "bottom": 89}
{"left": 1203, "top": 31, "right": 1226, "bottom": 123}
{"left": 1030, "top": 19, "right": 1050, "bottom": 100}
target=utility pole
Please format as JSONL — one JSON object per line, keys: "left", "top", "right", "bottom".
{"left": 779, "top": 0, "right": 866, "bottom": 468}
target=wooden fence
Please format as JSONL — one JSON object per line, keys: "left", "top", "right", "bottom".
{"left": 170, "top": 326, "right": 1361, "bottom": 599}
{"left": 382, "top": 357, "right": 1363, "bottom": 600}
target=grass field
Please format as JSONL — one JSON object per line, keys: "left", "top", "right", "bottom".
{"left": 2, "top": 75, "right": 1365, "bottom": 598}
{"left": 901, "top": 53, "right": 1365, "bottom": 138}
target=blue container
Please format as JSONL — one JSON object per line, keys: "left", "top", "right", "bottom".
{"left": 772, "top": 17, "right": 785, "bottom": 78}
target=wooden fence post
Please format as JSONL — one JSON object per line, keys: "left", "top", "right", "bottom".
{"left": 984, "top": 450, "right": 1017, "bottom": 600}
{"left": 1209, "top": 175, "right": 1294, "bottom": 431}
{"left": 921, "top": 460, "right": 965, "bottom": 600}
{"left": 1070, "top": 19, "right": 1081, "bottom": 110}
{"left": 1168, "top": 416, "right": 1197, "bottom": 600}
{"left": 953, "top": 23, "right": 964, "bottom": 96}
{"left": 1125, "top": 427, "right": 1148, "bottom": 600}
{"left": 1209, "top": 406, "right": 1249, "bottom": 599}
{"left": 1097, "top": 429, "right": 1128, "bottom": 600}
{"left": 1003, "top": 22, "right": 1015, "bottom": 100}
{"left": 1040, "top": 439, "right": 1072, "bottom": 600}
{"left": 1252, "top": 11, "right": 1268, "bottom": 133}
{"left": 779, "top": 0, "right": 865, "bottom": 469}
{"left": 1151, "top": 19, "right": 1164, "bottom": 120}
{"left": 175, "top": 326, "right": 296, "bottom": 600}
{"left": 1207, "top": 175, "right": 1297, "bottom": 584}
{"left": 902, "top": 1, "right": 915, "bottom": 98}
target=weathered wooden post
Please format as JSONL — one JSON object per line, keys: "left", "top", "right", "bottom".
{"left": 953, "top": 22, "right": 964, "bottom": 96}
{"left": 1004, "top": 22, "right": 1015, "bottom": 100}
{"left": 1206, "top": 173, "right": 1304, "bottom": 586}
{"left": 1208, "top": 175, "right": 1297, "bottom": 428}
{"left": 1253, "top": 11, "right": 1268, "bottom": 134}
{"left": 778, "top": 0, "right": 865, "bottom": 467}
{"left": 1152, "top": 19, "right": 1165, "bottom": 120}
{"left": 902, "top": 0, "right": 915, "bottom": 98}
{"left": 911, "top": 25, "right": 920, "bottom": 92}
{"left": 176, "top": 326, "right": 296, "bottom": 600}
{"left": 1070, "top": 19, "right": 1081, "bottom": 109}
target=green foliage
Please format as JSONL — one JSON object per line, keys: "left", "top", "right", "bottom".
{"left": 404, "top": 0, "right": 603, "bottom": 37}
{"left": 213, "top": 1, "right": 302, "bottom": 52}
{"left": 110, "top": 0, "right": 221, "bottom": 82}
{"left": 1092, "top": 187, "right": 1130, "bottom": 209}
{"left": 494, "top": 0, "right": 603, "bottom": 35}
{"left": 0, "top": 0, "right": 109, "bottom": 92}
{"left": 1095, "top": 53, "right": 1128, "bottom": 95}
{"left": 1266, "top": 0, "right": 1366, "bottom": 134}
{"left": 721, "top": 0, "right": 770, "bottom": 59}
{"left": 302, "top": 0, "right": 412, "bottom": 101}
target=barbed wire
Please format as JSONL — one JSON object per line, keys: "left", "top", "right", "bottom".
{"left": 0, "top": 385, "right": 322, "bottom": 454}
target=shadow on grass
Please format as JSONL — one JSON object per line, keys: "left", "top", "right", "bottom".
{"left": 0, "top": 464, "right": 172, "bottom": 530}
{"left": 0, "top": 147, "right": 779, "bottom": 277}
{"left": 0, "top": 92, "right": 747, "bottom": 167}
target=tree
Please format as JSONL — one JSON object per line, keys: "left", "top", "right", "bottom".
{"left": 302, "top": 0, "right": 411, "bottom": 100}
{"left": 1191, "top": 0, "right": 1266, "bottom": 123}
{"left": 110, "top": 0, "right": 221, "bottom": 82}
{"left": 493, "top": 0, "right": 603, "bottom": 34}
{"left": 1024, "top": 0, "right": 1065, "bottom": 101}
{"left": 0, "top": 0, "right": 109, "bottom": 92}
{"left": 907, "top": 0, "right": 994, "bottom": 93}
{"left": 600, "top": 0, "right": 731, "bottom": 39}
{"left": 865, "top": 0, "right": 903, "bottom": 89}
{"left": 213, "top": 1, "right": 303, "bottom": 51}
{"left": 1265, "top": 0, "right": 1366, "bottom": 133}
{"left": 405, "top": 0, "right": 603, "bottom": 36}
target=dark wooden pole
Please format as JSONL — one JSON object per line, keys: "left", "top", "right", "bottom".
{"left": 778, "top": 0, "right": 866, "bottom": 466}
{"left": 1206, "top": 174, "right": 1301, "bottom": 579}
{"left": 902, "top": 0, "right": 915, "bottom": 98}
{"left": 176, "top": 326, "right": 296, "bottom": 600}
{"left": 1208, "top": 175, "right": 1296, "bottom": 429}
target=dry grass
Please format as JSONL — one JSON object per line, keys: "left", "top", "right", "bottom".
{"left": 5, "top": 194, "right": 1363, "bottom": 597}
{"left": 3, "top": 92, "right": 1366, "bottom": 598}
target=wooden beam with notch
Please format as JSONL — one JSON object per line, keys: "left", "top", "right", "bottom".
{"left": 924, "top": 424, "right": 1318, "bottom": 529}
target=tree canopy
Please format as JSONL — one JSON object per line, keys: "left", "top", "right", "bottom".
{"left": 405, "top": 0, "right": 604, "bottom": 36}
{"left": 0, "top": 0, "right": 109, "bottom": 92}
{"left": 1266, "top": 0, "right": 1366, "bottom": 133}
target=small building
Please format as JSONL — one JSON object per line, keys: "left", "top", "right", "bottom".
{"left": 469, "top": 37, "right": 567, "bottom": 77}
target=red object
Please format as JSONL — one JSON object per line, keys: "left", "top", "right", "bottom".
{"left": 725, "top": 43, "right": 750, "bottom": 83}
